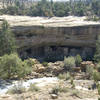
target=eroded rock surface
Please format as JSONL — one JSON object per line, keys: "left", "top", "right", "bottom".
{"left": 0, "top": 15, "right": 100, "bottom": 60}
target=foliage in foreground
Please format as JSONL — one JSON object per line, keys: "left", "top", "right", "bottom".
{"left": 93, "top": 69, "right": 100, "bottom": 100}
{"left": 64, "top": 56, "right": 75, "bottom": 71}
{"left": 93, "top": 70, "right": 100, "bottom": 82}
{"left": 93, "top": 35, "right": 100, "bottom": 100}
{"left": 51, "top": 85, "right": 68, "bottom": 95}
{"left": 75, "top": 54, "right": 82, "bottom": 67}
{"left": 7, "top": 82, "right": 26, "bottom": 94}
{"left": 86, "top": 65, "right": 94, "bottom": 79}
{"left": 0, "top": 20, "right": 16, "bottom": 56}
{"left": 94, "top": 35, "right": 100, "bottom": 62}
{"left": 28, "top": 83, "right": 40, "bottom": 92}
{"left": 42, "top": 62, "right": 48, "bottom": 67}
{"left": 96, "top": 63, "right": 100, "bottom": 72}
{"left": 0, "top": 53, "right": 32, "bottom": 79}
{"left": 58, "top": 72, "right": 71, "bottom": 80}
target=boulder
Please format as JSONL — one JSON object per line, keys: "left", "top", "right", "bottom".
{"left": 80, "top": 61, "right": 94, "bottom": 72}
{"left": 34, "top": 64, "right": 46, "bottom": 73}
{"left": 51, "top": 94, "right": 58, "bottom": 99}
{"left": 54, "top": 61, "right": 64, "bottom": 67}
{"left": 31, "top": 58, "right": 39, "bottom": 64}
{"left": 47, "top": 61, "right": 64, "bottom": 75}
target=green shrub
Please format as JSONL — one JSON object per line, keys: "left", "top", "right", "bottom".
{"left": 51, "top": 86, "right": 59, "bottom": 95}
{"left": 70, "top": 77, "right": 75, "bottom": 88}
{"left": 92, "top": 16, "right": 100, "bottom": 21}
{"left": 28, "top": 83, "right": 40, "bottom": 92}
{"left": 18, "top": 60, "right": 32, "bottom": 78}
{"left": 57, "top": 86, "right": 68, "bottom": 93}
{"left": 64, "top": 56, "right": 75, "bottom": 71}
{"left": 97, "top": 84, "right": 100, "bottom": 95}
{"left": 71, "top": 90, "right": 79, "bottom": 97}
{"left": 6, "top": 6, "right": 19, "bottom": 15}
{"left": 94, "top": 35, "right": 100, "bottom": 62}
{"left": 0, "top": 53, "right": 32, "bottom": 79}
{"left": 75, "top": 54, "right": 82, "bottom": 66}
{"left": 93, "top": 70, "right": 100, "bottom": 82}
{"left": 23, "top": 58, "right": 34, "bottom": 75}
{"left": 0, "top": 20, "right": 16, "bottom": 56}
{"left": 58, "top": 72, "right": 71, "bottom": 80}
{"left": 86, "top": 65, "right": 94, "bottom": 79}
{"left": 24, "top": 58, "right": 34, "bottom": 67}
{"left": 51, "top": 85, "right": 68, "bottom": 95}
{"left": 7, "top": 82, "right": 25, "bottom": 94}
{"left": 42, "top": 62, "right": 48, "bottom": 67}
{"left": 87, "top": 16, "right": 100, "bottom": 22}
{"left": 70, "top": 77, "right": 74, "bottom": 85}
{"left": 96, "top": 63, "right": 100, "bottom": 72}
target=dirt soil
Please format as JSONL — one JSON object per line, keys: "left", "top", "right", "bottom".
{"left": 0, "top": 79, "right": 98, "bottom": 100}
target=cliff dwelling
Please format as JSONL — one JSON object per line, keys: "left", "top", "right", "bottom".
{"left": 0, "top": 15, "right": 99, "bottom": 61}
{"left": 19, "top": 46, "right": 94, "bottom": 61}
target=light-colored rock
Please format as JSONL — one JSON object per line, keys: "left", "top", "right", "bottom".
{"left": 0, "top": 15, "right": 99, "bottom": 27}
{"left": 31, "top": 58, "right": 39, "bottom": 64}
{"left": 81, "top": 61, "right": 93, "bottom": 66}
{"left": 47, "top": 61, "right": 64, "bottom": 74}
{"left": 81, "top": 61, "right": 94, "bottom": 71}
{"left": 34, "top": 64, "right": 46, "bottom": 73}
{"left": 0, "top": 94, "right": 11, "bottom": 98}
{"left": 51, "top": 94, "right": 58, "bottom": 99}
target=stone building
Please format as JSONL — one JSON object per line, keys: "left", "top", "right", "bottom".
{"left": 0, "top": 15, "right": 100, "bottom": 61}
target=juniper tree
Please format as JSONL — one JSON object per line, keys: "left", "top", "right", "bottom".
{"left": 0, "top": 20, "right": 16, "bottom": 56}
{"left": 94, "top": 35, "right": 100, "bottom": 62}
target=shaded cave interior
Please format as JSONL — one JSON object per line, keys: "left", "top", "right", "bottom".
{"left": 19, "top": 46, "right": 95, "bottom": 62}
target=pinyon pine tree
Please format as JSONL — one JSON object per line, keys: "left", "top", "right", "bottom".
{"left": 0, "top": 20, "right": 16, "bottom": 56}
{"left": 94, "top": 35, "right": 100, "bottom": 62}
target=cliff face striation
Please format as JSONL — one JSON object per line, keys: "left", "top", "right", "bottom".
{"left": 0, "top": 15, "right": 100, "bottom": 61}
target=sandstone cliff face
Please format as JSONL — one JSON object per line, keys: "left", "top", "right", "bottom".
{"left": 13, "top": 25, "right": 100, "bottom": 48}
{"left": 13, "top": 25, "right": 99, "bottom": 61}
{"left": 0, "top": 15, "right": 100, "bottom": 61}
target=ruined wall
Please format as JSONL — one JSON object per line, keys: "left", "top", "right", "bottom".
{"left": 10, "top": 24, "right": 100, "bottom": 61}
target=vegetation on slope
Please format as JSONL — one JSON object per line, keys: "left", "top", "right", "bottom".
{"left": 0, "top": 20, "right": 33, "bottom": 79}
{"left": 0, "top": 20, "right": 16, "bottom": 56}
{"left": 0, "top": 0, "right": 100, "bottom": 20}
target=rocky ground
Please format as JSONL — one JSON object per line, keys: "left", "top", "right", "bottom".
{"left": 0, "top": 79, "right": 98, "bottom": 100}
{"left": 0, "top": 59, "right": 99, "bottom": 100}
